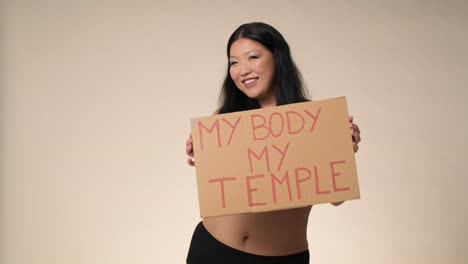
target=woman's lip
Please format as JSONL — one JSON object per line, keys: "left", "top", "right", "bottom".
{"left": 242, "top": 77, "right": 258, "bottom": 83}
{"left": 242, "top": 78, "right": 258, "bottom": 88}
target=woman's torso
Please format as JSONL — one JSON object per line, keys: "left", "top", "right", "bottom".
{"left": 202, "top": 205, "right": 312, "bottom": 256}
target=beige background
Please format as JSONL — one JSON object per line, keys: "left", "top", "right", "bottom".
{"left": 2, "top": 0, "right": 467, "bottom": 263}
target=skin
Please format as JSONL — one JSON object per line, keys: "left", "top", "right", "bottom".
{"left": 185, "top": 38, "right": 361, "bottom": 256}
{"left": 229, "top": 38, "right": 276, "bottom": 108}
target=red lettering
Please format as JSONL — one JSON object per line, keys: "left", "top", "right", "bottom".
{"left": 198, "top": 120, "right": 221, "bottom": 150}
{"left": 272, "top": 143, "right": 290, "bottom": 171}
{"left": 294, "top": 167, "right": 311, "bottom": 200}
{"left": 247, "top": 146, "right": 271, "bottom": 173}
{"left": 286, "top": 111, "right": 305, "bottom": 134}
{"left": 251, "top": 114, "right": 270, "bottom": 141}
{"left": 304, "top": 107, "right": 322, "bottom": 132}
{"left": 246, "top": 174, "right": 267, "bottom": 207}
{"left": 271, "top": 171, "right": 293, "bottom": 203}
{"left": 269, "top": 112, "right": 284, "bottom": 137}
{"left": 313, "top": 165, "right": 330, "bottom": 195}
{"left": 208, "top": 177, "right": 237, "bottom": 208}
{"left": 330, "top": 160, "right": 350, "bottom": 192}
{"left": 221, "top": 116, "right": 242, "bottom": 145}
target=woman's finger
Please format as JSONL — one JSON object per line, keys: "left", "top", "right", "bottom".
{"left": 351, "top": 123, "right": 360, "bottom": 134}
{"left": 187, "top": 157, "right": 195, "bottom": 166}
{"left": 186, "top": 139, "right": 193, "bottom": 155}
{"left": 187, "top": 144, "right": 194, "bottom": 157}
{"left": 353, "top": 143, "right": 359, "bottom": 153}
{"left": 352, "top": 130, "right": 361, "bottom": 144}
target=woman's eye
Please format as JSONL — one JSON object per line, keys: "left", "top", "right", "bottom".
{"left": 249, "top": 56, "right": 258, "bottom": 60}
{"left": 229, "top": 61, "right": 238, "bottom": 66}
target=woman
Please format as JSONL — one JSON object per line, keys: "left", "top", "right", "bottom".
{"left": 185, "top": 22, "right": 361, "bottom": 264}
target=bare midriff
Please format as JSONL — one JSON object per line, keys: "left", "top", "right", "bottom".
{"left": 202, "top": 206, "right": 312, "bottom": 256}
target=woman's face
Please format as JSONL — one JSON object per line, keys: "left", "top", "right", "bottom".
{"left": 229, "top": 38, "right": 275, "bottom": 106}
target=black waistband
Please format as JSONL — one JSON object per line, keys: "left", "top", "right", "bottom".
{"left": 187, "top": 221, "right": 309, "bottom": 264}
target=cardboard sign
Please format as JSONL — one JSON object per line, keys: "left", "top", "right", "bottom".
{"left": 191, "top": 97, "right": 360, "bottom": 217}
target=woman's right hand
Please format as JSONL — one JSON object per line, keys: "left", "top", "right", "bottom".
{"left": 186, "top": 133, "right": 195, "bottom": 166}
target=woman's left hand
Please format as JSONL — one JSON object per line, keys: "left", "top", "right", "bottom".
{"left": 349, "top": 115, "right": 361, "bottom": 153}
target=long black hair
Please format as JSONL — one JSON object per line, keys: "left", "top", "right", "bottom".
{"left": 218, "top": 22, "right": 309, "bottom": 114}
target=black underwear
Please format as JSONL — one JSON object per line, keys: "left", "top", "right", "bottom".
{"left": 186, "top": 221, "right": 309, "bottom": 264}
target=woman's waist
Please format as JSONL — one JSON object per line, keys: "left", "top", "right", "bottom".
{"left": 202, "top": 207, "right": 311, "bottom": 255}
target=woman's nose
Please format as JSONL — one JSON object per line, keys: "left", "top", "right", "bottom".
{"left": 240, "top": 62, "right": 251, "bottom": 76}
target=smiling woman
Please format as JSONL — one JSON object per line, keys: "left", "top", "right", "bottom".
{"left": 216, "top": 22, "right": 311, "bottom": 115}
{"left": 229, "top": 38, "right": 276, "bottom": 107}
{"left": 185, "top": 22, "right": 361, "bottom": 264}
